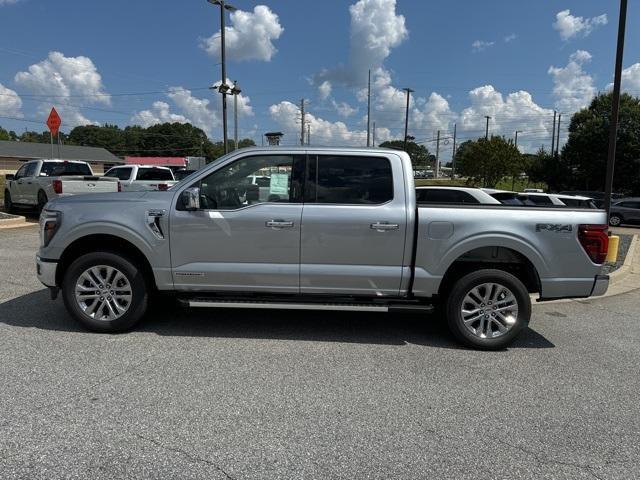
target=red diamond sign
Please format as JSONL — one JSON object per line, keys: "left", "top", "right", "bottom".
{"left": 46, "top": 107, "right": 62, "bottom": 136}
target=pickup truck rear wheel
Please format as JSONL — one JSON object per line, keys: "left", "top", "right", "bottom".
{"left": 62, "top": 252, "right": 148, "bottom": 332}
{"left": 445, "top": 269, "right": 531, "bottom": 350}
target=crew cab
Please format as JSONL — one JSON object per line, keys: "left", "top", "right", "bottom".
{"left": 4, "top": 159, "right": 118, "bottom": 213}
{"left": 36, "top": 147, "right": 612, "bottom": 349}
{"left": 104, "top": 165, "right": 177, "bottom": 192}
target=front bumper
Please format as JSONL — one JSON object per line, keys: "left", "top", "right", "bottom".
{"left": 590, "top": 274, "right": 609, "bottom": 297}
{"left": 36, "top": 255, "right": 57, "bottom": 287}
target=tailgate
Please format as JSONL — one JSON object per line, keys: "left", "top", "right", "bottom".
{"left": 61, "top": 177, "right": 119, "bottom": 195}
{"left": 128, "top": 180, "right": 177, "bottom": 191}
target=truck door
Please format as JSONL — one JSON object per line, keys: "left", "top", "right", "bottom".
{"left": 18, "top": 162, "right": 39, "bottom": 205}
{"left": 10, "top": 164, "right": 29, "bottom": 203}
{"left": 300, "top": 153, "right": 408, "bottom": 296}
{"left": 170, "top": 153, "right": 305, "bottom": 293}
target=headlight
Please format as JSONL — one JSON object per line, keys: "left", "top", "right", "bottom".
{"left": 40, "top": 210, "right": 61, "bottom": 247}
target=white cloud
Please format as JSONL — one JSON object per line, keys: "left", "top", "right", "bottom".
{"left": 413, "top": 92, "right": 454, "bottom": 132}
{"left": 548, "top": 50, "right": 596, "bottom": 113}
{"left": 0, "top": 0, "right": 22, "bottom": 5}
{"left": 131, "top": 85, "right": 252, "bottom": 137}
{"left": 14, "top": 51, "right": 110, "bottom": 126}
{"left": 472, "top": 40, "right": 495, "bottom": 52}
{"left": 553, "top": 9, "right": 608, "bottom": 40}
{"left": 130, "top": 101, "right": 190, "bottom": 128}
{"left": 332, "top": 100, "right": 357, "bottom": 117}
{"left": 504, "top": 33, "right": 517, "bottom": 43}
{"left": 269, "top": 100, "right": 392, "bottom": 146}
{"left": 200, "top": 5, "right": 283, "bottom": 62}
{"left": 606, "top": 63, "right": 640, "bottom": 95}
{"left": 316, "top": 0, "right": 408, "bottom": 87}
{"left": 0, "top": 83, "right": 22, "bottom": 117}
{"left": 318, "top": 80, "right": 332, "bottom": 100}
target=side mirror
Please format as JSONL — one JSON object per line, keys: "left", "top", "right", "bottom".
{"left": 5, "top": 174, "right": 15, "bottom": 181}
{"left": 181, "top": 187, "right": 201, "bottom": 211}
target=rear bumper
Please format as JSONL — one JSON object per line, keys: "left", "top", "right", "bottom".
{"left": 590, "top": 274, "right": 609, "bottom": 297}
{"left": 36, "top": 255, "right": 57, "bottom": 287}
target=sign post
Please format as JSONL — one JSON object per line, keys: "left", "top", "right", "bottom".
{"left": 46, "top": 108, "right": 62, "bottom": 159}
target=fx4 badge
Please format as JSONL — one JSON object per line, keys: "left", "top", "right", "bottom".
{"left": 536, "top": 223, "right": 573, "bottom": 233}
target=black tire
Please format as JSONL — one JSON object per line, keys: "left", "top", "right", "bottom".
{"left": 62, "top": 251, "right": 148, "bottom": 332}
{"left": 4, "top": 190, "right": 15, "bottom": 214}
{"left": 445, "top": 269, "right": 531, "bottom": 350}
{"left": 37, "top": 190, "right": 48, "bottom": 214}
{"left": 609, "top": 214, "right": 623, "bottom": 227}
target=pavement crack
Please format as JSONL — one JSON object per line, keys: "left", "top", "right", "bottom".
{"left": 134, "top": 433, "right": 236, "bottom": 480}
{"left": 87, "top": 357, "right": 152, "bottom": 390}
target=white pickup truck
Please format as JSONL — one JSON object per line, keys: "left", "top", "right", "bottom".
{"left": 4, "top": 159, "right": 119, "bottom": 213}
{"left": 104, "top": 165, "right": 177, "bottom": 192}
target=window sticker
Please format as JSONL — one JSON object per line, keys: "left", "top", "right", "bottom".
{"left": 270, "top": 173, "right": 289, "bottom": 195}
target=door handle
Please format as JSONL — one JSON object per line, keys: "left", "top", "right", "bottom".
{"left": 266, "top": 220, "right": 294, "bottom": 228}
{"left": 371, "top": 222, "right": 399, "bottom": 231}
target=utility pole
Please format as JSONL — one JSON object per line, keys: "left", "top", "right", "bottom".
{"left": 515, "top": 130, "right": 522, "bottom": 148}
{"left": 604, "top": 0, "right": 628, "bottom": 214}
{"left": 307, "top": 122, "right": 311, "bottom": 145}
{"left": 402, "top": 88, "right": 413, "bottom": 151}
{"left": 484, "top": 116, "right": 491, "bottom": 140}
{"left": 435, "top": 130, "right": 441, "bottom": 178}
{"left": 451, "top": 123, "right": 457, "bottom": 179}
{"left": 555, "top": 114, "right": 562, "bottom": 157}
{"left": 372, "top": 121, "right": 376, "bottom": 147}
{"left": 207, "top": 0, "right": 236, "bottom": 154}
{"left": 551, "top": 110, "right": 557, "bottom": 155}
{"left": 299, "top": 99, "right": 306, "bottom": 146}
{"left": 230, "top": 80, "right": 241, "bottom": 151}
{"left": 366, "top": 69, "right": 371, "bottom": 147}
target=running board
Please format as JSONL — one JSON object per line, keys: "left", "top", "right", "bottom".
{"left": 184, "top": 298, "right": 433, "bottom": 313}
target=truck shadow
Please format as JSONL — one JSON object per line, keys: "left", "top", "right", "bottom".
{"left": 0, "top": 289, "right": 554, "bottom": 350}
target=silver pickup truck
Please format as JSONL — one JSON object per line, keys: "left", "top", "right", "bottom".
{"left": 35, "top": 147, "right": 611, "bottom": 349}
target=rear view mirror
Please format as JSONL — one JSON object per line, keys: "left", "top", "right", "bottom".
{"left": 181, "top": 187, "right": 200, "bottom": 211}
{"left": 5, "top": 174, "right": 14, "bottom": 181}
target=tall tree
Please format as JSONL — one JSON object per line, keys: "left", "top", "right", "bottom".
{"left": 379, "top": 140, "right": 436, "bottom": 168}
{"left": 455, "top": 136, "right": 521, "bottom": 188}
{"left": 562, "top": 92, "right": 640, "bottom": 195}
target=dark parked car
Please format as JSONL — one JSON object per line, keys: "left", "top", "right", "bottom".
{"left": 173, "top": 169, "right": 196, "bottom": 181}
{"left": 609, "top": 198, "right": 640, "bottom": 226}
{"left": 559, "top": 191, "right": 624, "bottom": 209}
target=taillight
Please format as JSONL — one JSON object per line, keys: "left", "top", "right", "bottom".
{"left": 117, "top": 181, "right": 122, "bottom": 192}
{"left": 158, "top": 183, "right": 168, "bottom": 191}
{"left": 578, "top": 224, "right": 609, "bottom": 264}
{"left": 53, "top": 179, "right": 63, "bottom": 194}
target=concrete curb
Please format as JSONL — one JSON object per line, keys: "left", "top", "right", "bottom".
{"left": 0, "top": 215, "right": 34, "bottom": 229}
{"left": 609, "top": 234, "right": 638, "bottom": 286}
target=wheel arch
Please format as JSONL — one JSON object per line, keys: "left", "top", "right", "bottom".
{"left": 56, "top": 234, "right": 156, "bottom": 290}
{"left": 438, "top": 246, "right": 541, "bottom": 297}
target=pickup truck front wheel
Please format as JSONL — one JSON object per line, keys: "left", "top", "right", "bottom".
{"left": 62, "top": 252, "right": 148, "bottom": 332}
{"left": 446, "top": 269, "right": 531, "bottom": 350}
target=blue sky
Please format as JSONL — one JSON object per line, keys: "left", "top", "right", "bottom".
{"left": 0, "top": 0, "right": 639, "bottom": 157}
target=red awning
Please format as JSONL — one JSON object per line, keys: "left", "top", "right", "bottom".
{"left": 124, "top": 156, "right": 186, "bottom": 166}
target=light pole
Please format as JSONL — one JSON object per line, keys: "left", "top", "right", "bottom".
{"left": 207, "top": 0, "right": 236, "bottom": 154}
{"left": 484, "top": 116, "right": 491, "bottom": 140}
{"left": 515, "top": 130, "right": 522, "bottom": 149}
{"left": 230, "top": 80, "right": 241, "bottom": 151}
{"left": 402, "top": 88, "right": 414, "bottom": 152}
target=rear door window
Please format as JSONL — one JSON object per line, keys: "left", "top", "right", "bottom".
{"left": 136, "top": 168, "right": 174, "bottom": 181}
{"left": 105, "top": 168, "right": 133, "bottom": 181}
{"left": 306, "top": 155, "right": 393, "bottom": 204}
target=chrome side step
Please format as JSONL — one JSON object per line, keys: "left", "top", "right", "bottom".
{"left": 187, "top": 299, "right": 389, "bottom": 312}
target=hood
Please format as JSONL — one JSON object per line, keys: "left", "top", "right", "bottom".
{"left": 46, "top": 190, "right": 174, "bottom": 210}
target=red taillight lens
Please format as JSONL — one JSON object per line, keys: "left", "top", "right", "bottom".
{"left": 158, "top": 183, "right": 168, "bottom": 191}
{"left": 578, "top": 224, "right": 609, "bottom": 264}
{"left": 53, "top": 179, "right": 63, "bottom": 194}
{"left": 117, "top": 181, "right": 122, "bottom": 192}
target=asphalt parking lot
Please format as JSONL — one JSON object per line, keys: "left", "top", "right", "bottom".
{"left": 1, "top": 226, "right": 639, "bottom": 479}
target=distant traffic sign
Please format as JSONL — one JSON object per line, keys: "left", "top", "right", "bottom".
{"left": 46, "top": 107, "right": 61, "bottom": 136}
